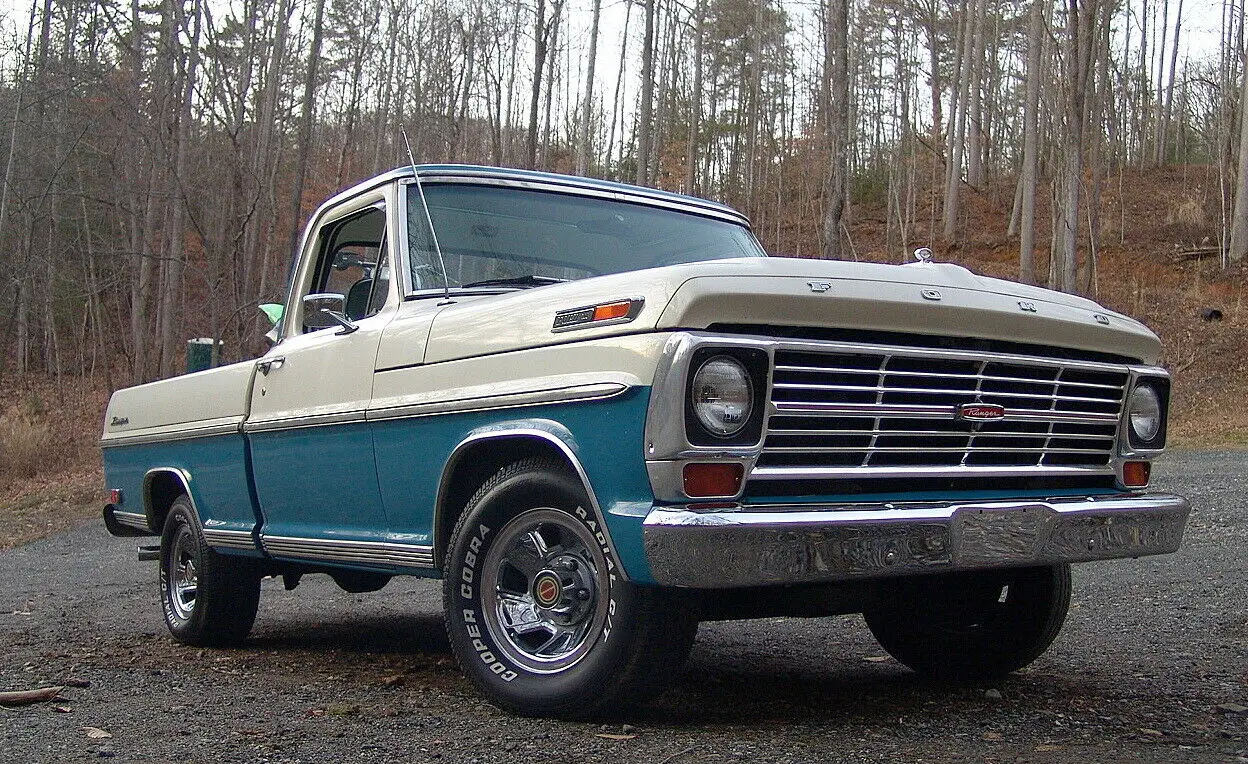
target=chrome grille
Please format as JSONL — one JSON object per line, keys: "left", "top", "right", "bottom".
{"left": 755, "top": 347, "right": 1127, "bottom": 479}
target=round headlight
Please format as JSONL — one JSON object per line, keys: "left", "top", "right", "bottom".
{"left": 1128, "top": 385, "right": 1162, "bottom": 443}
{"left": 691, "top": 356, "right": 753, "bottom": 437}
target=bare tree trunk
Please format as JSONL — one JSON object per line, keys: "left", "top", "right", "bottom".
{"left": 576, "top": 0, "right": 602, "bottom": 175}
{"left": 526, "top": 0, "right": 547, "bottom": 169}
{"left": 636, "top": 0, "right": 655, "bottom": 186}
{"left": 605, "top": 2, "right": 631, "bottom": 179}
{"left": 942, "top": 0, "right": 971, "bottom": 239}
{"left": 1056, "top": 0, "right": 1098, "bottom": 292}
{"left": 1018, "top": 0, "right": 1044, "bottom": 284}
{"left": 541, "top": 0, "right": 563, "bottom": 169}
{"left": 1151, "top": 0, "right": 1169, "bottom": 163}
{"left": 1154, "top": 0, "right": 1183, "bottom": 166}
{"left": 286, "top": 0, "right": 328, "bottom": 261}
{"left": 685, "top": 0, "right": 704, "bottom": 194}
{"left": 821, "top": 0, "right": 849, "bottom": 260}
{"left": 1133, "top": 0, "right": 1151, "bottom": 168}
{"left": 1229, "top": 48, "right": 1248, "bottom": 261}
{"left": 966, "top": 0, "right": 987, "bottom": 189}
{"left": 157, "top": 0, "right": 202, "bottom": 379}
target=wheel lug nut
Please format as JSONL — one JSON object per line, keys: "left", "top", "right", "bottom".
{"left": 576, "top": 588, "right": 590, "bottom": 601}
{"left": 559, "top": 559, "right": 578, "bottom": 571}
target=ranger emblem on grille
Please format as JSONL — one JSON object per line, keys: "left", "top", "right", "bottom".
{"left": 957, "top": 403, "right": 1007, "bottom": 422}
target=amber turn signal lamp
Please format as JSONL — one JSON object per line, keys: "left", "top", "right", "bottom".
{"left": 1122, "top": 461, "right": 1151, "bottom": 488}
{"left": 592, "top": 301, "right": 633, "bottom": 321}
{"left": 683, "top": 462, "right": 744, "bottom": 498}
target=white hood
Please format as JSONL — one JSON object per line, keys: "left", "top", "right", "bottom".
{"left": 423, "top": 257, "right": 1162, "bottom": 365}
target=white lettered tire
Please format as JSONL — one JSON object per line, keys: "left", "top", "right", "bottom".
{"left": 159, "top": 496, "right": 261, "bottom": 647}
{"left": 443, "top": 457, "right": 697, "bottom": 718}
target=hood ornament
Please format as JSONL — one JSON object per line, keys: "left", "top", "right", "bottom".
{"left": 913, "top": 247, "right": 934, "bottom": 263}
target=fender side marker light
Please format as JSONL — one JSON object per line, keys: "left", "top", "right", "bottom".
{"left": 553, "top": 298, "right": 644, "bottom": 332}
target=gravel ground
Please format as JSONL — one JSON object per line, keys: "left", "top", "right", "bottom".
{"left": 1, "top": 451, "right": 1245, "bottom": 763}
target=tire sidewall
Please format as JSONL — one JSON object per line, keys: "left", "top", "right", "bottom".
{"left": 445, "top": 466, "right": 640, "bottom": 714}
{"left": 865, "top": 564, "right": 1071, "bottom": 678}
{"left": 160, "top": 501, "right": 203, "bottom": 641}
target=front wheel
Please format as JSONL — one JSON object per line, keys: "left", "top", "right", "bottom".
{"left": 863, "top": 564, "right": 1071, "bottom": 680}
{"left": 443, "top": 458, "right": 697, "bottom": 718}
{"left": 160, "top": 497, "right": 261, "bottom": 647}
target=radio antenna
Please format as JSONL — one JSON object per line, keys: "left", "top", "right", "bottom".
{"left": 402, "top": 128, "right": 453, "bottom": 304}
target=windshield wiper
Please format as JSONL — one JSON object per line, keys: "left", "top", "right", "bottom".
{"left": 460, "top": 275, "right": 569, "bottom": 289}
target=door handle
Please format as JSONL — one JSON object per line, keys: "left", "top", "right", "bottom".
{"left": 257, "top": 356, "right": 285, "bottom": 375}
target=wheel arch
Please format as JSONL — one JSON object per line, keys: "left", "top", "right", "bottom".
{"left": 433, "top": 424, "right": 627, "bottom": 579}
{"left": 142, "top": 468, "right": 201, "bottom": 534}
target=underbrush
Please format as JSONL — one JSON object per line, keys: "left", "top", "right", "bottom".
{"left": 0, "top": 377, "right": 107, "bottom": 547}
{"left": 0, "top": 410, "right": 54, "bottom": 479}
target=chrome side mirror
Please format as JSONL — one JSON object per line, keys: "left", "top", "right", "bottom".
{"left": 302, "top": 293, "right": 346, "bottom": 330}
{"left": 302, "top": 292, "right": 359, "bottom": 335}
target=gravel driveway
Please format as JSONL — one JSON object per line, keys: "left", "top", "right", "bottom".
{"left": 1, "top": 451, "right": 1245, "bottom": 763}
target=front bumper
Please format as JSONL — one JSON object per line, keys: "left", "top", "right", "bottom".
{"left": 642, "top": 493, "right": 1190, "bottom": 588}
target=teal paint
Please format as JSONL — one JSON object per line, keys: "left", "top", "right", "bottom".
{"left": 102, "top": 434, "right": 259, "bottom": 536}
{"left": 371, "top": 386, "right": 658, "bottom": 583}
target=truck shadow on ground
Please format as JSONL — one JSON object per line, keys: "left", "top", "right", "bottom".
{"left": 247, "top": 611, "right": 451, "bottom": 657}
{"left": 234, "top": 607, "right": 1059, "bottom": 727}
{"left": 651, "top": 662, "right": 1029, "bottom": 726}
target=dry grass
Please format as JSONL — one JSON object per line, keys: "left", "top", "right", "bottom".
{"left": 0, "top": 468, "right": 102, "bottom": 549}
{"left": 0, "top": 410, "right": 54, "bottom": 479}
{"left": 0, "top": 374, "right": 108, "bottom": 547}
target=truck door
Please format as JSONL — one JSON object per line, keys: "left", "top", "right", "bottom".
{"left": 244, "top": 192, "right": 396, "bottom": 562}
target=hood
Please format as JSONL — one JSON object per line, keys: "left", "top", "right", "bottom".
{"left": 422, "top": 257, "right": 1161, "bottom": 365}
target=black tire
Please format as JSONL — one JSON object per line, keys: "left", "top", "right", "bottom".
{"left": 862, "top": 564, "right": 1071, "bottom": 680}
{"left": 443, "top": 457, "right": 697, "bottom": 719}
{"left": 160, "top": 497, "right": 262, "bottom": 647}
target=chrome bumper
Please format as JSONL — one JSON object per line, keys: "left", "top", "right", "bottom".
{"left": 642, "top": 493, "right": 1190, "bottom": 588}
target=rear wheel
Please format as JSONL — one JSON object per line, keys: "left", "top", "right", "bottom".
{"left": 443, "top": 458, "right": 697, "bottom": 718}
{"left": 160, "top": 497, "right": 261, "bottom": 647}
{"left": 863, "top": 564, "right": 1071, "bottom": 679}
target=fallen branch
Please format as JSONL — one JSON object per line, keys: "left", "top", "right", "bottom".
{"left": 0, "top": 687, "right": 63, "bottom": 707}
{"left": 1170, "top": 246, "right": 1223, "bottom": 263}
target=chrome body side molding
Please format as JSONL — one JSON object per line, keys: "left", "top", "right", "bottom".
{"left": 368, "top": 382, "right": 628, "bottom": 422}
{"left": 201, "top": 528, "right": 259, "bottom": 552}
{"left": 103, "top": 506, "right": 152, "bottom": 537}
{"left": 100, "top": 421, "right": 241, "bottom": 449}
{"left": 260, "top": 535, "right": 435, "bottom": 568}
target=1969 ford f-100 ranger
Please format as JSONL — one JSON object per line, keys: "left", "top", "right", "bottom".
{"left": 101, "top": 165, "right": 1190, "bottom": 718}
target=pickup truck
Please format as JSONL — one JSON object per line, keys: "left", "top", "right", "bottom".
{"left": 101, "top": 165, "right": 1190, "bottom": 718}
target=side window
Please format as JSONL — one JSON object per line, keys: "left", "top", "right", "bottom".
{"left": 305, "top": 205, "right": 389, "bottom": 331}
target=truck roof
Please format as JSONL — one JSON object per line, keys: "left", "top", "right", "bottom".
{"left": 317, "top": 164, "right": 752, "bottom": 228}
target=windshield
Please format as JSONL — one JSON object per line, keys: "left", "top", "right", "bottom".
{"left": 405, "top": 182, "right": 764, "bottom": 293}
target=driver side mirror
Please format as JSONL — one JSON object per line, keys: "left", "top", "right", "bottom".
{"left": 301, "top": 293, "right": 359, "bottom": 335}
{"left": 302, "top": 293, "right": 346, "bottom": 330}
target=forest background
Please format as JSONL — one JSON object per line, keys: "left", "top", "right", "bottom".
{"left": 2, "top": 0, "right": 1248, "bottom": 542}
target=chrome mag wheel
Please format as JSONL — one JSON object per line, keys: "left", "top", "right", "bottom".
{"left": 480, "top": 508, "right": 609, "bottom": 674}
{"left": 167, "top": 523, "right": 200, "bottom": 623}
